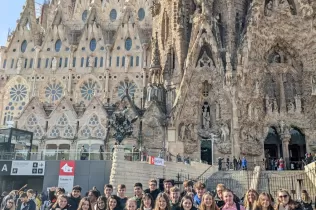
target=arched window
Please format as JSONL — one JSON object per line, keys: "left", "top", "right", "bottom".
{"left": 55, "top": 39, "right": 62, "bottom": 52}
{"left": 82, "top": 10, "right": 88, "bottom": 21}
{"left": 100, "top": 57, "right": 104, "bottom": 67}
{"left": 24, "top": 59, "right": 28, "bottom": 69}
{"left": 59, "top": 58, "right": 63, "bottom": 68}
{"left": 125, "top": 38, "right": 132, "bottom": 51}
{"left": 81, "top": 57, "right": 85, "bottom": 67}
{"left": 21, "top": 40, "right": 27, "bottom": 53}
{"left": 64, "top": 58, "right": 68, "bottom": 67}
{"left": 2, "top": 59, "right": 7, "bottom": 69}
{"left": 45, "top": 58, "right": 49, "bottom": 68}
{"left": 37, "top": 58, "right": 41, "bottom": 68}
{"left": 130, "top": 56, "right": 133, "bottom": 66}
{"left": 90, "top": 39, "right": 97, "bottom": 51}
{"left": 29, "top": 58, "right": 33, "bottom": 68}
{"left": 11, "top": 59, "right": 14, "bottom": 68}
{"left": 116, "top": 57, "right": 120, "bottom": 67}
{"left": 73, "top": 57, "right": 76, "bottom": 67}
{"left": 94, "top": 57, "right": 98, "bottom": 67}
{"left": 122, "top": 56, "right": 125, "bottom": 67}
{"left": 136, "top": 56, "right": 140, "bottom": 66}
{"left": 110, "top": 9, "right": 117, "bottom": 21}
{"left": 138, "top": 8, "right": 145, "bottom": 21}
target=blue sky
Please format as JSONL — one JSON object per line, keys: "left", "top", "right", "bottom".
{"left": 0, "top": 1, "right": 26, "bottom": 46}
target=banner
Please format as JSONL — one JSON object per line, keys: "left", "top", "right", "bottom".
{"left": 148, "top": 156, "right": 164, "bottom": 166}
{"left": 58, "top": 161, "right": 75, "bottom": 193}
{"left": 11, "top": 161, "right": 45, "bottom": 176}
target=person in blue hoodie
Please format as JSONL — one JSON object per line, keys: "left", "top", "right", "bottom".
{"left": 193, "top": 182, "right": 206, "bottom": 207}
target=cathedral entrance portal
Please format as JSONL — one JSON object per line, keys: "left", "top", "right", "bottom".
{"left": 200, "top": 139, "right": 213, "bottom": 165}
{"left": 289, "top": 128, "right": 306, "bottom": 162}
{"left": 264, "top": 127, "right": 282, "bottom": 168}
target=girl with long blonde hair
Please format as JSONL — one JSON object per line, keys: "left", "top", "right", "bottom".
{"left": 244, "top": 189, "right": 259, "bottom": 210}
{"left": 199, "top": 192, "right": 219, "bottom": 210}
{"left": 253, "top": 193, "right": 273, "bottom": 210}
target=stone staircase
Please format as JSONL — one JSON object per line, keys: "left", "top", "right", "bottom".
{"left": 206, "top": 170, "right": 257, "bottom": 198}
{"left": 258, "top": 170, "right": 316, "bottom": 200}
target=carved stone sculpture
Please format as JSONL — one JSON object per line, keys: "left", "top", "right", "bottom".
{"left": 287, "top": 101, "right": 295, "bottom": 114}
{"left": 311, "top": 76, "right": 316, "bottom": 95}
{"left": 295, "top": 95, "right": 302, "bottom": 113}
{"left": 52, "top": 57, "right": 57, "bottom": 72}
{"left": 17, "top": 58, "right": 22, "bottom": 74}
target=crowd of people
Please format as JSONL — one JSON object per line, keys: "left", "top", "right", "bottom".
{"left": 0, "top": 179, "right": 315, "bottom": 210}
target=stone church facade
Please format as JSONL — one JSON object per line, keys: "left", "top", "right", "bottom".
{"left": 0, "top": 0, "right": 315, "bottom": 163}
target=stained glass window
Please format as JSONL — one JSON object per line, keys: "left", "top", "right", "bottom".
{"left": 45, "top": 83, "right": 63, "bottom": 101}
{"left": 94, "top": 57, "right": 98, "bottom": 67}
{"left": 64, "top": 125, "right": 74, "bottom": 138}
{"left": 59, "top": 58, "right": 62, "bottom": 68}
{"left": 90, "top": 39, "right": 97, "bottom": 51}
{"left": 80, "top": 80, "right": 99, "bottom": 100}
{"left": 29, "top": 59, "right": 33, "bottom": 68}
{"left": 73, "top": 57, "right": 76, "bottom": 67}
{"left": 110, "top": 9, "right": 117, "bottom": 21}
{"left": 10, "top": 84, "right": 27, "bottom": 102}
{"left": 122, "top": 56, "right": 125, "bottom": 67}
{"left": 34, "top": 126, "right": 43, "bottom": 138}
{"left": 55, "top": 39, "right": 62, "bottom": 52}
{"left": 21, "top": 40, "right": 27, "bottom": 53}
{"left": 136, "top": 56, "right": 140, "bottom": 66}
{"left": 2, "top": 59, "right": 6, "bottom": 69}
{"left": 82, "top": 126, "right": 91, "bottom": 137}
{"left": 138, "top": 8, "right": 145, "bottom": 21}
{"left": 100, "top": 57, "right": 104, "bottom": 67}
{"left": 58, "top": 114, "right": 68, "bottom": 126}
{"left": 82, "top": 10, "right": 88, "bottom": 21}
{"left": 37, "top": 58, "right": 41, "bottom": 68}
{"left": 95, "top": 126, "right": 105, "bottom": 138}
{"left": 89, "top": 115, "right": 99, "bottom": 126}
{"left": 45, "top": 58, "right": 49, "bottom": 68}
{"left": 125, "top": 38, "right": 132, "bottom": 51}
{"left": 81, "top": 57, "right": 84, "bottom": 67}
{"left": 64, "top": 58, "right": 68, "bottom": 67}
{"left": 24, "top": 59, "right": 28, "bottom": 69}
{"left": 116, "top": 57, "right": 120, "bottom": 67}
{"left": 49, "top": 126, "right": 60, "bottom": 137}
{"left": 130, "top": 56, "right": 133, "bottom": 66}
{"left": 27, "top": 114, "right": 38, "bottom": 126}
{"left": 11, "top": 59, "right": 14, "bottom": 68}
{"left": 117, "top": 81, "right": 136, "bottom": 98}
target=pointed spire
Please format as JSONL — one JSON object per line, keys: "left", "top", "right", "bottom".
{"left": 150, "top": 32, "right": 161, "bottom": 70}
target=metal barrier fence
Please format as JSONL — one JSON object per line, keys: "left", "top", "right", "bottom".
{"left": 0, "top": 151, "right": 143, "bottom": 161}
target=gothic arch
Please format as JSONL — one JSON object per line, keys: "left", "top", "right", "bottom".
{"left": 195, "top": 44, "right": 215, "bottom": 68}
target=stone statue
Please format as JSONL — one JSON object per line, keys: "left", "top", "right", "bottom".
{"left": 198, "top": 51, "right": 212, "bottom": 68}
{"left": 295, "top": 95, "right": 302, "bottom": 113}
{"left": 287, "top": 101, "right": 295, "bottom": 114}
{"left": 220, "top": 123, "right": 230, "bottom": 142}
{"left": 273, "top": 98, "right": 278, "bottom": 113}
{"left": 202, "top": 103, "right": 211, "bottom": 129}
{"left": 125, "top": 56, "right": 130, "bottom": 72}
{"left": 265, "top": 0, "right": 273, "bottom": 16}
{"left": 52, "top": 57, "right": 57, "bottom": 72}
{"left": 88, "top": 56, "right": 94, "bottom": 73}
{"left": 265, "top": 96, "right": 272, "bottom": 114}
{"left": 17, "top": 58, "right": 22, "bottom": 74}
{"left": 280, "top": 120, "right": 287, "bottom": 134}
{"left": 311, "top": 76, "right": 316, "bottom": 95}
{"left": 180, "top": 124, "right": 186, "bottom": 141}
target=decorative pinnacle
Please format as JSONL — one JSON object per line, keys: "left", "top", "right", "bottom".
{"left": 150, "top": 32, "right": 161, "bottom": 69}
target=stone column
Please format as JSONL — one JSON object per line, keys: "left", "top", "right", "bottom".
{"left": 34, "top": 47, "right": 41, "bottom": 70}
{"left": 279, "top": 74, "right": 286, "bottom": 114}
{"left": 142, "top": 43, "right": 148, "bottom": 68}
{"left": 142, "top": 68, "right": 147, "bottom": 88}
{"left": 281, "top": 134, "right": 291, "bottom": 169}
{"left": 105, "top": 45, "right": 111, "bottom": 69}
{"left": 68, "top": 69, "right": 72, "bottom": 94}
{"left": 105, "top": 69, "right": 110, "bottom": 95}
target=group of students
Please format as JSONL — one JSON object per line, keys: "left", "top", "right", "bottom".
{"left": 1, "top": 179, "right": 315, "bottom": 210}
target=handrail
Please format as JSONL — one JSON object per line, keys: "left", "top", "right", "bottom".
{"left": 196, "top": 164, "right": 213, "bottom": 181}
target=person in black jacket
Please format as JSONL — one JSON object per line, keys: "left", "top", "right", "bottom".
{"left": 68, "top": 185, "right": 82, "bottom": 210}
{"left": 180, "top": 181, "right": 195, "bottom": 199}
{"left": 143, "top": 179, "right": 160, "bottom": 202}
{"left": 16, "top": 193, "right": 36, "bottom": 210}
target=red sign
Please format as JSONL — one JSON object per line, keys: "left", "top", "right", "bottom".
{"left": 59, "top": 161, "right": 75, "bottom": 176}
{"left": 148, "top": 156, "right": 155, "bottom": 165}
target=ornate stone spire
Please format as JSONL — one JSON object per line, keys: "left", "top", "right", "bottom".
{"left": 150, "top": 32, "right": 161, "bottom": 70}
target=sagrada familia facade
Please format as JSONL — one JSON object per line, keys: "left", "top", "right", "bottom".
{"left": 0, "top": 0, "right": 315, "bottom": 163}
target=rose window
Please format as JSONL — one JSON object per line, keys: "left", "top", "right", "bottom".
{"left": 82, "top": 126, "right": 91, "bottom": 138}
{"left": 58, "top": 114, "right": 68, "bottom": 126}
{"left": 45, "top": 83, "right": 63, "bottom": 102}
{"left": 80, "top": 80, "right": 99, "bottom": 101}
{"left": 117, "top": 81, "right": 136, "bottom": 98}
{"left": 27, "top": 115, "right": 37, "bottom": 126}
{"left": 10, "top": 84, "right": 27, "bottom": 102}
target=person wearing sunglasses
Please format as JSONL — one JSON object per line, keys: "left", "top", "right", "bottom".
{"left": 1, "top": 198, "right": 15, "bottom": 210}
{"left": 275, "top": 189, "right": 302, "bottom": 210}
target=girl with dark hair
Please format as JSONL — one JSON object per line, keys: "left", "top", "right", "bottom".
{"left": 106, "top": 195, "right": 120, "bottom": 210}
{"left": 222, "top": 189, "right": 246, "bottom": 210}
{"left": 51, "top": 195, "right": 70, "bottom": 210}
{"left": 299, "top": 190, "right": 312, "bottom": 210}
{"left": 139, "top": 193, "right": 155, "bottom": 210}
{"left": 179, "top": 196, "right": 196, "bottom": 210}
{"left": 96, "top": 196, "right": 107, "bottom": 210}
{"left": 253, "top": 193, "right": 273, "bottom": 210}
{"left": 77, "top": 198, "right": 92, "bottom": 210}
{"left": 199, "top": 192, "right": 219, "bottom": 210}
{"left": 154, "top": 193, "right": 171, "bottom": 210}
